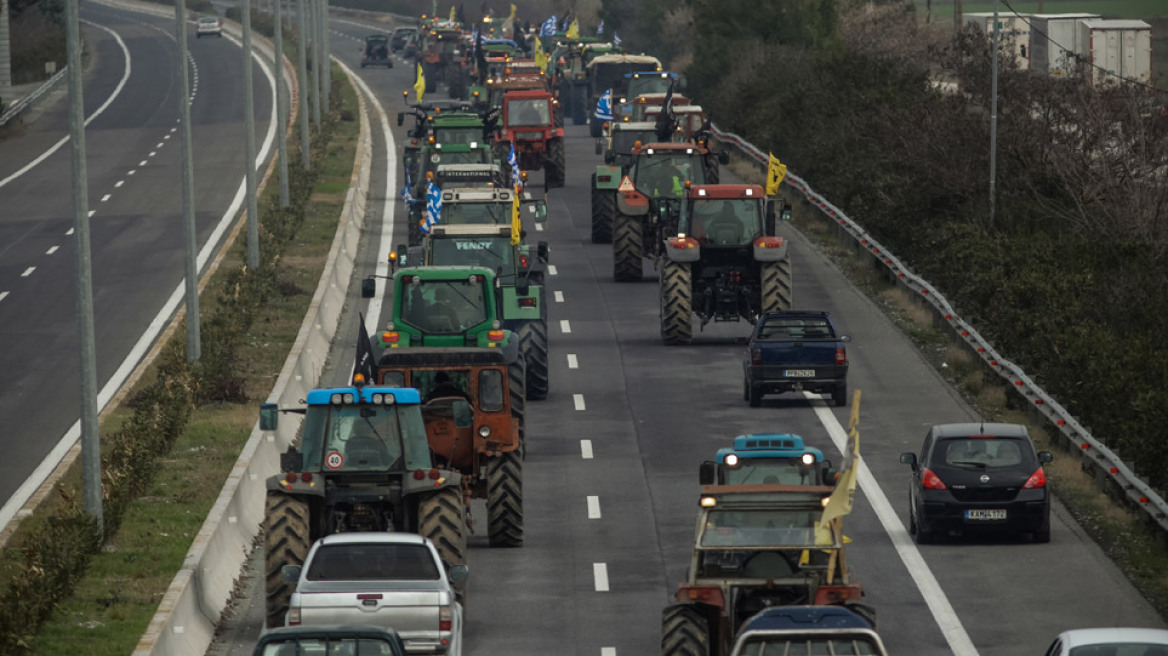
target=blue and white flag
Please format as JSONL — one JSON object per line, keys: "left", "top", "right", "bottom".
{"left": 508, "top": 140, "right": 522, "bottom": 189}
{"left": 540, "top": 15, "right": 557, "bottom": 37}
{"left": 471, "top": 26, "right": 479, "bottom": 43}
{"left": 596, "top": 20, "right": 604, "bottom": 35}
{"left": 400, "top": 168, "right": 415, "bottom": 210}
{"left": 594, "top": 88, "right": 613, "bottom": 122}
{"left": 612, "top": 32, "right": 621, "bottom": 47}
{"left": 422, "top": 181, "right": 442, "bottom": 234}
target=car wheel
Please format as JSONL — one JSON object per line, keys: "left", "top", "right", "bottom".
{"left": 912, "top": 505, "right": 934, "bottom": 544}
{"left": 832, "top": 383, "right": 847, "bottom": 407}
{"left": 1032, "top": 517, "right": 1051, "bottom": 544}
{"left": 742, "top": 376, "right": 749, "bottom": 402}
{"left": 748, "top": 384, "right": 762, "bottom": 408}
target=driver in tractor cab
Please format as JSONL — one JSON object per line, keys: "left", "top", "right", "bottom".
{"left": 424, "top": 371, "right": 470, "bottom": 403}
{"left": 693, "top": 200, "right": 752, "bottom": 246}
{"left": 650, "top": 160, "right": 689, "bottom": 199}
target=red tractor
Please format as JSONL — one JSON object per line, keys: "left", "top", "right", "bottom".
{"left": 494, "top": 90, "right": 566, "bottom": 188}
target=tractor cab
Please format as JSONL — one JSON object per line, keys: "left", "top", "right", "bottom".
{"left": 645, "top": 104, "right": 708, "bottom": 140}
{"left": 386, "top": 267, "right": 506, "bottom": 346}
{"left": 700, "top": 433, "right": 834, "bottom": 487}
{"left": 431, "top": 187, "right": 546, "bottom": 227}
{"left": 597, "top": 121, "right": 660, "bottom": 164}
{"left": 678, "top": 185, "right": 766, "bottom": 247}
{"left": 615, "top": 71, "right": 677, "bottom": 120}
{"left": 495, "top": 90, "right": 566, "bottom": 187}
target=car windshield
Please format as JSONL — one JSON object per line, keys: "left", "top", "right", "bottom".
{"left": 723, "top": 458, "right": 819, "bottom": 485}
{"left": 699, "top": 509, "right": 819, "bottom": 547}
{"left": 507, "top": 98, "right": 551, "bottom": 126}
{"left": 934, "top": 437, "right": 1035, "bottom": 470}
{"left": 306, "top": 543, "right": 439, "bottom": 581}
{"left": 429, "top": 237, "right": 512, "bottom": 268}
{"left": 260, "top": 637, "right": 399, "bottom": 656}
{"left": 299, "top": 404, "right": 431, "bottom": 473}
{"left": 632, "top": 154, "right": 704, "bottom": 197}
{"left": 399, "top": 278, "right": 489, "bottom": 334}
{"left": 756, "top": 317, "right": 835, "bottom": 341}
{"left": 442, "top": 201, "right": 508, "bottom": 225}
{"left": 685, "top": 199, "right": 762, "bottom": 245}
{"left": 737, "top": 637, "right": 881, "bottom": 655}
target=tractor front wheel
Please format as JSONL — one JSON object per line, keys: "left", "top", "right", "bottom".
{"left": 661, "top": 604, "right": 710, "bottom": 656}
{"left": 264, "top": 492, "right": 311, "bottom": 628}
{"left": 486, "top": 450, "right": 524, "bottom": 547}
{"left": 419, "top": 486, "right": 468, "bottom": 601}
{"left": 590, "top": 181, "right": 615, "bottom": 244}
{"left": 660, "top": 261, "right": 693, "bottom": 345}
{"left": 761, "top": 257, "right": 793, "bottom": 313}
{"left": 612, "top": 211, "right": 644, "bottom": 282}
{"left": 508, "top": 357, "right": 526, "bottom": 449}
{"left": 517, "top": 321, "right": 549, "bottom": 401}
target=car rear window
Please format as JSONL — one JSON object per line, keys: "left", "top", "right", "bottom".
{"left": 757, "top": 317, "right": 835, "bottom": 340}
{"left": 307, "top": 543, "right": 439, "bottom": 581}
{"left": 931, "top": 437, "right": 1035, "bottom": 471}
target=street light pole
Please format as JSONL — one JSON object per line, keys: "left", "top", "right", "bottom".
{"left": 989, "top": 0, "right": 1000, "bottom": 225}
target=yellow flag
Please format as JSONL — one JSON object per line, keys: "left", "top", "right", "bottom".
{"left": 414, "top": 64, "right": 426, "bottom": 102}
{"left": 815, "top": 389, "right": 861, "bottom": 545}
{"left": 508, "top": 3, "right": 517, "bottom": 22}
{"left": 766, "top": 152, "right": 787, "bottom": 196}
{"left": 511, "top": 185, "right": 522, "bottom": 246}
{"left": 534, "top": 36, "right": 548, "bottom": 74}
{"left": 566, "top": 18, "right": 579, "bottom": 38}
{"left": 449, "top": 5, "right": 455, "bottom": 21}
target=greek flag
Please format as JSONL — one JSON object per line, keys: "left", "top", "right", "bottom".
{"left": 422, "top": 181, "right": 442, "bottom": 234}
{"left": 594, "top": 88, "right": 614, "bottom": 122}
{"left": 596, "top": 20, "right": 604, "bottom": 36}
{"left": 471, "top": 26, "right": 478, "bottom": 43}
{"left": 613, "top": 32, "right": 621, "bottom": 47}
{"left": 400, "top": 168, "right": 415, "bottom": 210}
{"left": 540, "top": 15, "right": 557, "bottom": 37}
{"left": 508, "top": 140, "right": 522, "bottom": 189}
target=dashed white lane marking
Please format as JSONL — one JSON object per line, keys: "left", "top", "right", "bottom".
{"left": 548, "top": 264, "right": 558, "bottom": 275}
{"left": 554, "top": 290, "right": 564, "bottom": 303}
{"left": 114, "top": 180, "right": 124, "bottom": 188}
{"left": 21, "top": 267, "right": 35, "bottom": 277}
{"left": 0, "top": 292, "right": 8, "bottom": 303}
{"left": 45, "top": 246, "right": 59, "bottom": 255}
{"left": 567, "top": 353, "right": 578, "bottom": 369}
{"left": 163, "top": 134, "right": 171, "bottom": 140}
{"left": 139, "top": 160, "right": 147, "bottom": 166}
{"left": 807, "top": 393, "right": 979, "bottom": 656}
{"left": 156, "top": 142, "right": 164, "bottom": 148}
{"left": 573, "top": 394, "right": 586, "bottom": 411}
{"left": 535, "top": 222, "right": 544, "bottom": 232}
{"left": 580, "top": 439, "right": 593, "bottom": 459}
{"left": 602, "top": 649, "right": 616, "bottom": 656}
{"left": 128, "top": 169, "right": 136, "bottom": 176}
{"left": 101, "top": 194, "right": 111, "bottom": 202}
{"left": 170, "top": 127, "right": 176, "bottom": 133}
{"left": 587, "top": 496, "right": 601, "bottom": 519}
{"left": 593, "top": 563, "right": 609, "bottom": 592}
{"left": 86, "top": 210, "right": 94, "bottom": 218}
{"left": 66, "top": 228, "right": 75, "bottom": 235}
{"left": 148, "top": 151, "right": 157, "bottom": 157}
{"left": 560, "top": 319, "right": 571, "bottom": 333}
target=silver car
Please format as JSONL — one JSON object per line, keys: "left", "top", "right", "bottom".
{"left": 1044, "top": 627, "right": 1168, "bottom": 655}
{"left": 284, "top": 533, "right": 466, "bottom": 655}
{"left": 196, "top": 16, "right": 222, "bottom": 38}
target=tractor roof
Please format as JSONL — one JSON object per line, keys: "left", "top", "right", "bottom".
{"left": 504, "top": 89, "right": 555, "bottom": 100}
{"left": 698, "top": 484, "right": 834, "bottom": 508}
{"left": 396, "top": 265, "right": 496, "bottom": 280}
{"left": 440, "top": 187, "right": 515, "bottom": 202}
{"left": 625, "top": 70, "right": 676, "bottom": 79}
{"left": 646, "top": 104, "right": 705, "bottom": 115}
{"left": 631, "top": 142, "right": 709, "bottom": 156}
{"left": 611, "top": 121, "right": 658, "bottom": 132}
{"left": 587, "top": 53, "right": 662, "bottom": 68}
{"left": 633, "top": 93, "right": 692, "bottom": 105}
{"left": 715, "top": 433, "right": 825, "bottom": 462}
{"left": 305, "top": 387, "right": 421, "bottom": 405}
{"left": 430, "top": 224, "right": 512, "bottom": 238}
{"left": 689, "top": 185, "right": 765, "bottom": 200}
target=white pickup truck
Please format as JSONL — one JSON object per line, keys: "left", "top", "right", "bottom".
{"left": 283, "top": 533, "right": 467, "bottom": 655}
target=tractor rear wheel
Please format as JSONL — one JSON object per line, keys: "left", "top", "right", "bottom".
{"left": 517, "top": 321, "right": 549, "bottom": 400}
{"left": 571, "top": 85, "right": 587, "bottom": 125}
{"left": 705, "top": 157, "right": 720, "bottom": 184}
{"left": 419, "top": 486, "right": 468, "bottom": 601}
{"left": 486, "top": 450, "right": 524, "bottom": 547}
{"left": 508, "top": 357, "right": 526, "bottom": 448}
{"left": 661, "top": 604, "right": 710, "bottom": 656}
{"left": 660, "top": 261, "right": 693, "bottom": 345}
{"left": 264, "top": 492, "right": 311, "bottom": 628}
{"left": 761, "top": 257, "right": 793, "bottom": 313}
{"left": 589, "top": 115, "right": 602, "bottom": 138}
{"left": 612, "top": 211, "right": 643, "bottom": 282}
{"left": 590, "top": 182, "right": 615, "bottom": 244}
{"left": 546, "top": 139, "right": 566, "bottom": 188}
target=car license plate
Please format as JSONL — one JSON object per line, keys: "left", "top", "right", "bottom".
{"left": 965, "top": 509, "right": 1007, "bottom": 521}
{"left": 782, "top": 369, "right": 815, "bottom": 378}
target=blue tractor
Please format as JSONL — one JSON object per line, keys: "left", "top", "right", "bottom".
{"left": 699, "top": 433, "right": 835, "bottom": 487}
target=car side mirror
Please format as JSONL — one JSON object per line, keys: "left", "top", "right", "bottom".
{"left": 259, "top": 403, "right": 279, "bottom": 430}
{"left": 537, "top": 241, "right": 549, "bottom": 262}
{"left": 698, "top": 461, "right": 717, "bottom": 486}
{"left": 452, "top": 399, "right": 472, "bottom": 428}
{"left": 822, "top": 466, "right": 837, "bottom": 483}
{"left": 281, "top": 565, "right": 302, "bottom": 584}
{"left": 396, "top": 244, "right": 409, "bottom": 266}
{"left": 1038, "top": 451, "right": 1053, "bottom": 464}
{"left": 780, "top": 207, "right": 792, "bottom": 221}
{"left": 900, "top": 452, "right": 917, "bottom": 468}
{"left": 718, "top": 151, "right": 730, "bottom": 165}
{"left": 447, "top": 564, "right": 469, "bottom": 584}
{"left": 361, "top": 277, "right": 376, "bottom": 298}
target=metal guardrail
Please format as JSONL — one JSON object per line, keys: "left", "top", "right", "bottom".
{"left": 711, "top": 123, "right": 1168, "bottom": 536}
{"left": 0, "top": 68, "right": 68, "bottom": 128}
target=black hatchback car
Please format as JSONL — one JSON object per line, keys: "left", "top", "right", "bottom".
{"left": 900, "top": 422, "right": 1053, "bottom": 543}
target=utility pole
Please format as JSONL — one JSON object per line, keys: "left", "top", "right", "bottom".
{"left": 321, "top": 0, "right": 330, "bottom": 110}
{"left": 176, "top": 0, "right": 201, "bottom": 362}
{"left": 954, "top": 0, "right": 963, "bottom": 33}
{"left": 242, "top": 0, "right": 259, "bottom": 270}
{"left": 296, "top": 0, "right": 310, "bottom": 168}
{"left": 989, "top": 0, "right": 1000, "bottom": 225}
{"left": 65, "top": 0, "right": 102, "bottom": 534}
{"left": 274, "top": 0, "right": 289, "bottom": 207}
{"left": 310, "top": 0, "right": 321, "bottom": 127}
{"left": 0, "top": 0, "right": 12, "bottom": 102}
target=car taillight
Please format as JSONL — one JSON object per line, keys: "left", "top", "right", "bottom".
{"left": 751, "top": 348, "right": 762, "bottom": 366}
{"left": 835, "top": 347, "right": 847, "bottom": 365}
{"left": 922, "top": 468, "right": 947, "bottom": 490}
{"left": 440, "top": 604, "right": 453, "bottom": 631}
{"left": 287, "top": 607, "right": 301, "bottom": 626}
{"left": 1023, "top": 467, "right": 1047, "bottom": 489}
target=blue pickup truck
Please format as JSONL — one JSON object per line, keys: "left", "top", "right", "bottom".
{"left": 743, "top": 311, "right": 850, "bottom": 407}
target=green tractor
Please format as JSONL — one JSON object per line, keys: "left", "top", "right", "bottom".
{"left": 258, "top": 384, "right": 466, "bottom": 627}
{"left": 405, "top": 141, "right": 498, "bottom": 245}
{"left": 592, "top": 120, "right": 659, "bottom": 243}
{"left": 551, "top": 40, "right": 617, "bottom": 125}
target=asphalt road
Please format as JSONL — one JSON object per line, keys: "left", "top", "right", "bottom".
{"left": 0, "top": 4, "right": 274, "bottom": 518}
{"left": 210, "top": 12, "right": 1166, "bottom": 656}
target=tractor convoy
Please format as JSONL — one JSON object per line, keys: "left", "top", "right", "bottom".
{"left": 256, "top": 8, "right": 890, "bottom": 655}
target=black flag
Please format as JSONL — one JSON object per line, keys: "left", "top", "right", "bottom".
{"left": 353, "top": 313, "right": 376, "bottom": 385}
{"left": 654, "top": 80, "right": 676, "bottom": 142}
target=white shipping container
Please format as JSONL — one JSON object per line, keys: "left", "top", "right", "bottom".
{"left": 1028, "top": 13, "right": 1100, "bottom": 76}
{"left": 964, "top": 12, "right": 1032, "bottom": 71}
{"left": 1078, "top": 19, "right": 1153, "bottom": 86}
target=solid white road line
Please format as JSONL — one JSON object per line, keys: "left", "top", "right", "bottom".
{"left": 46, "top": 246, "right": 59, "bottom": 255}
{"left": 548, "top": 264, "right": 558, "bottom": 275}
{"left": 554, "top": 290, "right": 564, "bottom": 303}
{"left": 21, "top": 267, "right": 35, "bottom": 277}
{"left": 560, "top": 319, "right": 571, "bottom": 333}
{"left": 573, "top": 394, "right": 586, "bottom": 411}
{"left": 808, "top": 393, "right": 979, "bottom": 656}
{"left": 567, "top": 353, "right": 578, "bottom": 369}
{"left": 587, "top": 496, "right": 601, "bottom": 519}
{"left": 580, "top": 439, "right": 594, "bottom": 459}
{"left": 593, "top": 563, "right": 609, "bottom": 592}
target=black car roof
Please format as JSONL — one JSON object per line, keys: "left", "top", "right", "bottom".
{"left": 931, "top": 422, "right": 1029, "bottom": 439}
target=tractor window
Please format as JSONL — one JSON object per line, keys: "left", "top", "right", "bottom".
{"left": 415, "top": 369, "right": 470, "bottom": 403}
{"left": 432, "top": 149, "right": 491, "bottom": 166}
{"left": 633, "top": 156, "right": 704, "bottom": 197}
{"left": 700, "top": 509, "right": 818, "bottom": 547}
{"left": 399, "top": 278, "right": 489, "bottom": 334}
{"left": 442, "top": 202, "right": 508, "bottom": 225}
{"left": 312, "top": 405, "right": 406, "bottom": 472}
{"left": 433, "top": 127, "right": 482, "bottom": 146}
{"left": 610, "top": 130, "right": 655, "bottom": 155}
{"left": 429, "top": 237, "right": 512, "bottom": 268}
{"left": 723, "top": 459, "right": 818, "bottom": 486}
{"left": 686, "top": 199, "right": 762, "bottom": 246}
{"left": 626, "top": 76, "right": 672, "bottom": 99}
{"left": 380, "top": 371, "right": 406, "bottom": 387}
{"left": 507, "top": 99, "right": 551, "bottom": 127}
{"left": 478, "top": 369, "right": 505, "bottom": 412}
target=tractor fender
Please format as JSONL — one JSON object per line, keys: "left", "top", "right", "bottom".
{"left": 673, "top": 583, "right": 726, "bottom": 609}
{"left": 617, "top": 188, "right": 649, "bottom": 216}
{"left": 593, "top": 165, "right": 621, "bottom": 190}
{"left": 265, "top": 474, "right": 326, "bottom": 497}
{"left": 664, "top": 237, "right": 701, "bottom": 263}
{"left": 752, "top": 237, "right": 788, "bottom": 262}
{"left": 554, "top": 128, "right": 565, "bottom": 138}
{"left": 404, "top": 469, "right": 464, "bottom": 495}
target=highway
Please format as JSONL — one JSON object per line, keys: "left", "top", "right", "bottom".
{"left": 0, "top": 4, "right": 275, "bottom": 525}
{"left": 208, "top": 10, "right": 1166, "bottom": 656}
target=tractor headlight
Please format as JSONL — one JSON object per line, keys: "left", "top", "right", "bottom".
{"left": 478, "top": 426, "right": 491, "bottom": 437}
